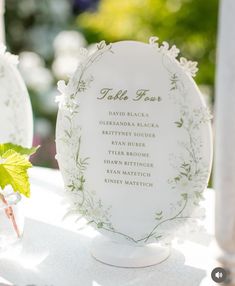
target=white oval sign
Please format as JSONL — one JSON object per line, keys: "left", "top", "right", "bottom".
{"left": 56, "top": 40, "right": 212, "bottom": 244}
{"left": 0, "top": 52, "right": 33, "bottom": 147}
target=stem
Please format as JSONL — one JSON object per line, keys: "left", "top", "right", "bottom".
{"left": 100, "top": 225, "right": 139, "bottom": 243}
{"left": 0, "top": 194, "right": 20, "bottom": 238}
{"left": 143, "top": 197, "right": 188, "bottom": 243}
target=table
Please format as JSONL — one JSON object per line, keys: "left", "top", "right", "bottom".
{"left": 0, "top": 167, "right": 217, "bottom": 286}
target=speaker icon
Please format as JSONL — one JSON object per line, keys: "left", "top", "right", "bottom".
{"left": 215, "top": 271, "right": 223, "bottom": 279}
{"left": 211, "top": 267, "right": 227, "bottom": 283}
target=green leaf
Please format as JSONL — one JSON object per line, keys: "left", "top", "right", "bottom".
{"left": 194, "top": 191, "right": 204, "bottom": 200}
{"left": 174, "top": 176, "right": 181, "bottom": 182}
{"left": 97, "top": 222, "right": 103, "bottom": 228}
{"left": 174, "top": 118, "right": 184, "bottom": 128}
{"left": 156, "top": 211, "right": 163, "bottom": 216}
{"left": 0, "top": 143, "right": 39, "bottom": 157}
{"left": 0, "top": 150, "right": 32, "bottom": 197}
{"left": 181, "top": 193, "right": 188, "bottom": 200}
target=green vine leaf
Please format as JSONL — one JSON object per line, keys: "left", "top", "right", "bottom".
{"left": 181, "top": 193, "right": 188, "bottom": 200}
{"left": 194, "top": 191, "right": 204, "bottom": 200}
{"left": 97, "top": 40, "right": 106, "bottom": 50}
{"left": 174, "top": 118, "right": 184, "bottom": 128}
{"left": 155, "top": 210, "right": 163, "bottom": 220}
{"left": 0, "top": 143, "right": 39, "bottom": 197}
{"left": 0, "top": 143, "right": 39, "bottom": 156}
{"left": 78, "top": 175, "right": 85, "bottom": 191}
{"left": 174, "top": 176, "right": 180, "bottom": 182}
{"left": 97, "top": 222, "right": 104, "bottom": 228}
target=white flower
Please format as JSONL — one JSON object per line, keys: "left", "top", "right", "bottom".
{"left": 0, "top": 43, "right": 19, "bottom": 65}
{"left": 58, "top": 79, "right": 76, "bottom": 96}
{"left": 56, "top": 80, "right": 68, "bottom": 107}
{"left": 0, "top": 43, "right": 6, "bottom": 55}
{"left": 149, "top": 36, "right": 159, "bottom": 48}
{"left": 180, "top": 57, "right": 198, "bottom": 77}
{"left": 79, "top": 47, "right": 89, "bottom": 59}
{"left": 96, "top": 40, "right": 107, "bottom": 50}
{"left": 56, "top": 80, "right": 77, "bottom": 110}
{"left": 149, "top": 37, "right": 198, "bottom": 76}
{"left": 4, "top": 52, "right": 19, "bottom": 65}
{"left": 57, "top": 80, "right": 68, "bottom": 95}
{"left": 40, "top": 88, "right": 60, "bottom": 113}
{"left": 201, "top": 107, "right": 213, "bottom": 122}
{"left": 193, "top": 107, "right": 213, "bottom": 124}
{"left": 159, "top": 41, "right": 170, "bottom": 53}
{"left": 168, "top": 45, "right": 180, "bottom": 59}
{"left": 159, "top": 41, "right": 181, "bottom": 59}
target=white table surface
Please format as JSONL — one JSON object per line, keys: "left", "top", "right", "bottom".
{"left": 0, "top": 167, "right": 217, "bottom": 286}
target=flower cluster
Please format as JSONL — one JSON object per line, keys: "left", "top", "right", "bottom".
{"left": 56, "top": 79, "right": 77, "bottom": 111}
{"left": 55, "top": 40, "right": 109, "bottom": 111}
{"left": 149, "top": 36, "right": 198, "bottom": 77}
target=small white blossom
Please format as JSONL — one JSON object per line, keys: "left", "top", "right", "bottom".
{"left": 0, "top": 44, "right": 19, "bottom": 65}
{"left": 159, "top": 41, "right": 170, "bottom": 53}
{"left": 56, "top": 80, "right": 77, "bottom": 110}
{"left": 168, "top": 45, "right": 180, "bottom": 59}
{"left": 159, "top": 41, "right": 180, "bottom": 59}
{"left": 180, "top": 57, "right": 198, "bottom": 77}
{"left": 56, "top": 80, "right": 69, "bottom": 107}
{"left": 57, "top": 80, "right": 67, "bottom": 95}
{"left": 0, "top": 43, "right": 6, "bottom": 55}
{"left": 79, "top": 47, "right": 89, "bottom": 59}
{"left": 4, "top": 52, "right": 19, "bottom": 65}
{"left": 149, "top": 36, "right": 159, "bottom": 49}
{"left": 96, "top": 40, "right": 107, "bottom": 50}
{"left": 149, "top": 37, "right": 198, "bottom": 76}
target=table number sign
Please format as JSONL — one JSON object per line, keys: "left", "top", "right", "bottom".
{"left": 56, "top": 37, "right": 213, "bottom": 267}
{"left": 0, "top": 45, "right": 33, "bottom": 146}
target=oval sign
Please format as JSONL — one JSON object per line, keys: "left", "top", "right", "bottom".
{"left": 56, "top": 40, "right": 212, "bottom": 244}
{"left": 0, "top": 50, "right": 33, "bottom": 147}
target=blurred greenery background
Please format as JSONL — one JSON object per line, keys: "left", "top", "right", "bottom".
{"left": 5, "top": 0, "right": 218, "bottom": 168}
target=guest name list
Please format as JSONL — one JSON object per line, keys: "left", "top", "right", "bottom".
{"left": 96, "top": 88, "right": 162, "bottom": 190}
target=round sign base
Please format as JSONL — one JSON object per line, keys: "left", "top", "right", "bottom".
{"left": 91, "top": 235, "right": 171, "bottom": 268}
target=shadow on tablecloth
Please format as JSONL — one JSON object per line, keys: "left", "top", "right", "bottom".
{"left": 0, "top": 217, "right": 206, "bottom": 286}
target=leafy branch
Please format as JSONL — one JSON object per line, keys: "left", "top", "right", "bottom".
{"left": 143, "top": 194, "right": 188, "bottom": 243}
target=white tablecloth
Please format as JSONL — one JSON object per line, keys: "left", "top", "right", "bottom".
{"left": 0, "top": 167, "right": 217, "bottom": 286}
